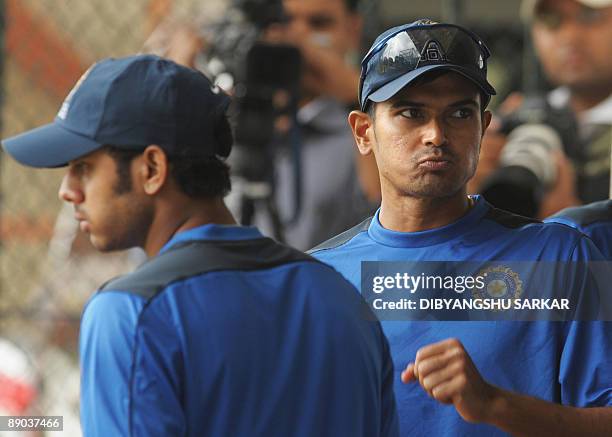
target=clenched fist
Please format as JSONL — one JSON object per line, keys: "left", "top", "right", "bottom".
{"left": 401, "top": 338, "right": 499, "bottom": 424}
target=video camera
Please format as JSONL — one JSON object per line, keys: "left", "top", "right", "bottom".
{"left": 197, "top": 0, "right": 303, "bottom": 236}
{"left": 199, "top": 0, "right": 301, "bottom": 174}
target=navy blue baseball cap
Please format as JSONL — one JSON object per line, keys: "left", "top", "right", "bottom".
{"left": 2, "top": 54, "right": 231, "bottom": 168}
{"left": 359, "top": 19, "right": 497, "bottom": 111}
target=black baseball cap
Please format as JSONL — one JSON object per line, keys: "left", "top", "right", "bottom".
{"left": 2, "top": 55, "right": 231, "bottom": 168}
{"left": 359, "top": 19, "right": 497, "bottom": 111}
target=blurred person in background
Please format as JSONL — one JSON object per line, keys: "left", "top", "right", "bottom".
{"left": 152, "top": 0, "right": 381, "bottom": 250}
{"left": 470, "top": 0, "right": 612, "bottom": 218}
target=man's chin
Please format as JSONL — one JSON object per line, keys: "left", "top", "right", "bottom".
{"left": 89, "top": 236, "right": 124, "bottom": 253}
{"left": 403, "top": 182, "right": 465, "bottom": 199}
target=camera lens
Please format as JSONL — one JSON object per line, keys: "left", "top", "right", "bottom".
{"left": 481, "top": 124, "right": 562, "bottom": 217}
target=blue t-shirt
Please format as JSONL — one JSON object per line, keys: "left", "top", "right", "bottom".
{"left": 79, "top": 224, "right": 398, "bottom": 436}
{"left": 546, "top": 200, "right": 612, "bottom": 259}
{"left": 311, "top": 196, "right": 611, "bottom": 436}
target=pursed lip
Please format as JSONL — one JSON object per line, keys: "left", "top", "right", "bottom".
{"left": 418, "top": 155, "right": 451, "bottom": 165}
{"left": 417, "top": 155, "right": 453, "bottom": 170}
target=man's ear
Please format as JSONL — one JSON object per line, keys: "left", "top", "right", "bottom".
{"left": 348, "top": 110, "right": 375, "bottom": 156}
{"left": 481, "top": 110, "right": 493, "bottom": 137}
{"left": 139, "top": 145, "right": 169, "bottom": 195}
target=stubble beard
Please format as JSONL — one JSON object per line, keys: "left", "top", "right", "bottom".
{"left": 402, "top": 158, "right": 477, "bottom": 199}
{"left": 403, "top": 176, "right": 464, "bottom": 199}
{"left": 90, "top": 196, "right": 154, "bottom": 253}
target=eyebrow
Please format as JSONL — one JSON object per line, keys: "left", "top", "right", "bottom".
{"left": 390, "top": 98, "right": 480, "bottom": 109}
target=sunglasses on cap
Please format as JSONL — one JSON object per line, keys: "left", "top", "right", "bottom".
{"left": 358, "top": 21, "right": 496, "bottom": 111}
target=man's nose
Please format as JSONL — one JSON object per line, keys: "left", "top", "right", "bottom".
{"left": 557, "top": 19, "right": 583, "bottom": 41}
{"left": 422, "top": 118, "right": 447, "bottom": 147}
{"left": 58, "top": 173, "right": 84, "bottom": 204}
{"left": 285, "top": 17, "right": 310, "bottom": 40}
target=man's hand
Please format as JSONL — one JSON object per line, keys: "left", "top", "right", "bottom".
{"left": 401, "top": 338, "right": 498, "bottom": 424}
{"left": 467, "top": 122, "right": 506, "bottom": 194}
{"left": 264, "top": 24, "right": 359, "bottom": 105}
{"left": 297, "top": 39, "right": 360, "bottom": 105}
{"left": 142, "top": 20, "right": 204, "bottom": 69}
{"left": 401, "top": 338, "right": 612, "bottom": 436}
{"left": 537, "top": 149, "right": 581, "bottom": 218}
{"left": 163, "top": 27, "right": 204, "bottom": 68}
{"left": 468, "top": 92, "right": 524, "bottom": 194}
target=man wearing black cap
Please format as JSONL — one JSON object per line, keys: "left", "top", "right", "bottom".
{"left": 311, "top": 19, "right": 611, "bottom": 436}
{"left": 2, "top": 55, "right": 399, "bottom": 436}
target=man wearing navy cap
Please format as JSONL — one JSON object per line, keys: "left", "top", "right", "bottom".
{"left": 311, "top": 19, "right": 612, "bottom": 436}
{"left": 2, "top": 55, "right": 399, "bottom": 436}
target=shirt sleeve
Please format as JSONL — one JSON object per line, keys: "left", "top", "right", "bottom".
{"left": 559, "top": 321, "right": 612, "bottom": 406}
{"left": 129, "top": 296, "right": 186, "bottom": 436}
{"left": 79, "top": 291, "right": 145, "bottom": 436}
{"left": 380, "top": 330, "right": 400, "bottom": 437}
{"left": 80, "top": 291, "right": 186, "bottom": 436}
{"left": 558, "top": 236, "right": 612, "bottom": 407}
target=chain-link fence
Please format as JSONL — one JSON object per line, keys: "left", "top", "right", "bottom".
{"left": 0, "top": 1, "right": 526, "bottom": 435}
{"left": 0, "top": 1, "right": 225, "bottom": 435}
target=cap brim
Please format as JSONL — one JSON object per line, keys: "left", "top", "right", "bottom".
{"left": 368, "top": 64, "right": 497, "bottom": 106}
{"left": 2, "top": 122, "right": 102, "bottom": 168}
{"left": 578, "top": 0, "right": 612, "bottom": 7}
{"left": 522, "top": 0, "right": 612, "bottom": 22}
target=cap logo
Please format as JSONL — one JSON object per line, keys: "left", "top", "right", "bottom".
{"left": 421, "top": 40, "right": 446, "bottom": 62}
{"left": 57, "top": 65, "right": 93, "bottom": 120}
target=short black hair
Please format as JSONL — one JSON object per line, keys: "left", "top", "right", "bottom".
{"left": 366, "top": 101, "right": 376, "bottom": 119}
{"left": 105, "top": 147, "right": 142, "bottom": 195}
{"left": 105, "top": 114, "right": 233, "bottom": 198}
{"left": 344, "top": 0, "right": 359, "bottom": 12}
{"left": 167, "top": 152, "right": 232, "bottom": 198}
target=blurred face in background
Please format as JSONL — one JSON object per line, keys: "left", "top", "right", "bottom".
{"left": 272, "top": 0, "right": 362, "bottom": 99}
{"left": 281, "top": 0, "right": 360, "bottom": 56}
{"left": 531, "top": 0, "right": 612, "bottom": 95}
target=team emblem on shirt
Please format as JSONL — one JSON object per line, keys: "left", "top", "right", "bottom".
{"left": 472, "top": 266, "right": 523, "bottom": 311}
